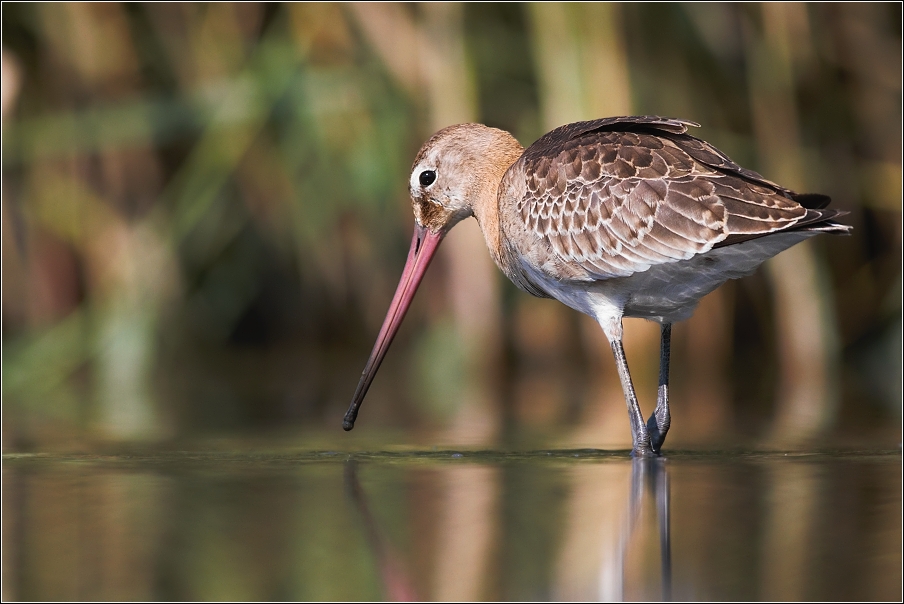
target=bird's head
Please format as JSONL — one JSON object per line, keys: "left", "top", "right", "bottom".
{"left": 408, "top": 123, "right": 523, "bottom": 233}
{"left": 343, "top": 123, "right": 522, "bottom": 431}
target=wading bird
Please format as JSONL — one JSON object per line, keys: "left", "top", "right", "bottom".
{"left": 343, "top": 116, "right": 850, "bottom": 456}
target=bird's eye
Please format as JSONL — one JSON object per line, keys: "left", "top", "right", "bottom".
{"left": 419, "top": 170, "right": 437, "bottom": 187}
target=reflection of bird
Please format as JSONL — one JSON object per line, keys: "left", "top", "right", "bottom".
{"left": 344, "top": 461, "right": 419, "bottom": 601}
{"left": 344, "top": 116, "right": 851, "bottom": 456}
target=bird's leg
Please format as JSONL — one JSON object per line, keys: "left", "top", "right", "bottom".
{"left": 610, "top": 340, "right": 655, "bottom": 456}
{"left": 646, "top": 323, "right": 672, "bottom": 454}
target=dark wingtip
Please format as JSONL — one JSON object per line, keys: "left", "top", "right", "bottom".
{"left": 343, "top": 419, "right": 355, "bottom": 431}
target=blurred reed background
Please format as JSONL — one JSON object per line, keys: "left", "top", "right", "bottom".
{"left": 2, "top": 3, "right": 901, "bottom": 450}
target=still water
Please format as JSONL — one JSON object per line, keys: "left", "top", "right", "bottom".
{"left": 2, "top": 447, "right": 900, "bottom": 601}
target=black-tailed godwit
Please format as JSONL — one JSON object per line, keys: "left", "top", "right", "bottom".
{"left": 344, "top": 116, "right": 850, "bottom": 456}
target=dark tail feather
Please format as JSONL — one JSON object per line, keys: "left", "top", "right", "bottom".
{"left": 790, "top": 192, "right": 832, "bottom": 209}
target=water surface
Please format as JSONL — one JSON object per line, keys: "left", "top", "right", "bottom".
{"left": 2, "top": 448, "right": 900, "bottom": 601}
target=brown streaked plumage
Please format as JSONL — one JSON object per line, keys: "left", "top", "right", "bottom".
{"left": 344, "top": 116, "right": 851, "bottom": 456}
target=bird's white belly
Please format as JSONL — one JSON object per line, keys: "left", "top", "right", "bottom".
{"left": 525, "top": 230, "right": 818, "bottom": 328}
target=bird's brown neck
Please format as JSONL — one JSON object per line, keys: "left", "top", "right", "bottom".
{"left": 468, "top": 133, "right": 524, "bottom": 270}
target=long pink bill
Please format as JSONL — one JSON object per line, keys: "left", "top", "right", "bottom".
{"left": 343, "top": 224, "right": 445, "bottom": 431}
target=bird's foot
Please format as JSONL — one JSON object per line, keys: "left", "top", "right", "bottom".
{"left": 646, "top": 402, "right": 671, "bottom": 454}
{"left": 631, "top": 445, "right": 659, "bottom": 458}
{"left": 631, "top": 430, "right": 659, "bottom": 457}
{"left": 646, "top": 415, "right": 670, "bottom": 454}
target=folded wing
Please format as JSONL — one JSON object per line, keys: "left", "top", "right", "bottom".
{"left": 509, "top": 116, "right": 848, "bottom": 280}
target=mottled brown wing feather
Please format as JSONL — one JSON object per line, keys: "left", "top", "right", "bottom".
{"left": 514, "top": 117, "right": 814, "bottom": 279}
